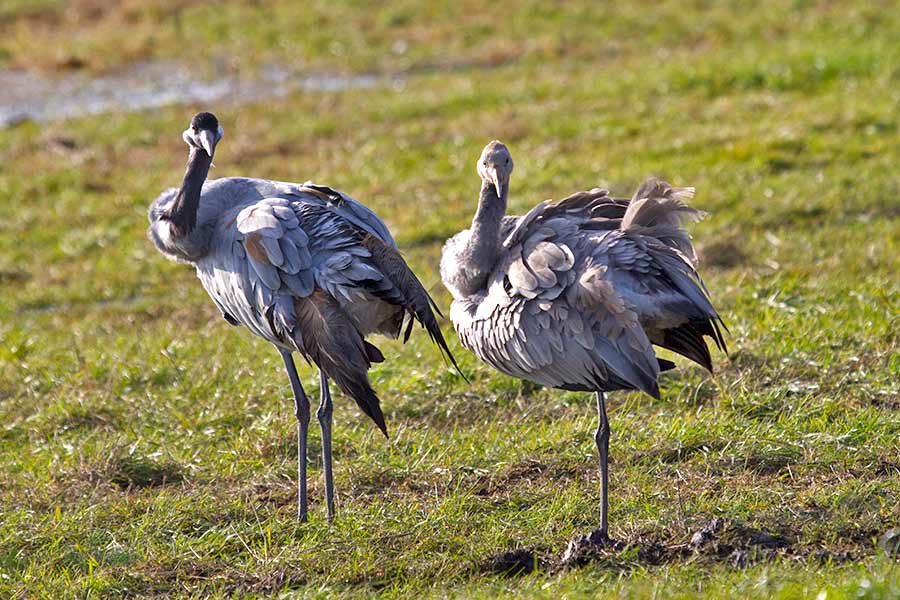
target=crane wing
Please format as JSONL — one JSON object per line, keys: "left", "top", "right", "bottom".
{"left": 590, "top": 179, "right": 726, "bottom": 370}
{"left": 502, "top": 187, "right": 629, "bottom": 250}
{"left": 454, "top": 211, "right": 663, "bottom": 397}
{"left": 289, "top": 184, "right": 460, "bottom": 373}
{"left": 195, "top": 192, "right": 457, "bottom": 433}
{"left": 452, "top": 179, "right": 725, "bottom": 398}
{"left": 296, "top": 182, "right": 397, "bottom": 247}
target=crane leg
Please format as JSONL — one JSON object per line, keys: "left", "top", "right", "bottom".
{"left": 594, "top": 391, "right": 611, "bottom": 541}
{"left": 562, "top": 391, "right": 618, "bottom": 563}
{"left": 317, "top": 370, "right": 335, "bottom": 523}
{"left": 281, "top": 349, "right": 310, "bottom": 522}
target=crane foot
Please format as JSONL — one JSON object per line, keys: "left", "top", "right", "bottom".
{"left": 562, "top": 528, "right": 624, "bottom": 565}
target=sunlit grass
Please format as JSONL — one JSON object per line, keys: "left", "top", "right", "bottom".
{"left": 1, "top": 0, "right": 899, "bottom": 597}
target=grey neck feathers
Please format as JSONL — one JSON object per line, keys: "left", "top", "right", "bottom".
{"left": 467, "top": 180, "right": 508, "bottom": 272}
{"left": 168, "top": 146, "right": 212, "bottom": 236}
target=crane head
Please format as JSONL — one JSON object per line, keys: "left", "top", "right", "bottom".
{"left": 477, "top": 140, "right": 513, "bottom": 198}
{"left": 183, "top": 111, "right": 224, "bottom": 159}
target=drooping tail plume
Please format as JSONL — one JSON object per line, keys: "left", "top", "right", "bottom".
{"left": 622, "top": 178, "right": 705, "bottom": 264}
{"left": 293, "top": 291, "right": 388, "bottom": 436}
{"left": 622, "top": 178, "right": 728, "bottom": 368}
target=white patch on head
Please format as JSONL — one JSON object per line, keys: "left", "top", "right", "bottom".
{"left": 183, "top": 124, "right": 224, "bottom": 154}
{"left": 155, "top": 219, "right": 177, "bottom": 250}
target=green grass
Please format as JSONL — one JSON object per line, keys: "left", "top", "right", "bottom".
{"left": 1, "top": 0, "right": 899, "bottom": 597}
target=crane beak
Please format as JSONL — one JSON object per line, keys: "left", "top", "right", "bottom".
{"left": 198, "top": 129, "right": 217, "bottom": 159}
{"left": 486, "top": 166, "right": 503, "bottom": 197}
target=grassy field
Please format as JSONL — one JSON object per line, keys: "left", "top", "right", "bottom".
{"left": 1, "top": 0, "right": 899, "bottom": 597}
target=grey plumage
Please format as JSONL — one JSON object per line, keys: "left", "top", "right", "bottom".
{"left": 440, "top": 141, "right": 726, "bottom": 543}
{"left": 149, "top": 112, "right": 457, "bottom": 522}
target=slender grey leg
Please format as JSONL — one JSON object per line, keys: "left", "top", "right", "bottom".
{"left": 561, "top": 391, "right": 616, "bottom": 563}
{"left": 281, "top": 349, "right": 310, "bottom": 522}
{"left": 595, "top": 391, "right": 611, "bottom": 540}
{"left": 317, "top": 370, "right": 335, "bottom": 523}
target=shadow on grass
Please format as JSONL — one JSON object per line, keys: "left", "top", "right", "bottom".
{"left": 108, "top": 453, "right": 183, "bottom": 490}
{"left": 549, "top": 517, "right": 850, "bottom": 574}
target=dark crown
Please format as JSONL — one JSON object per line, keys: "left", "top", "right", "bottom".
{"left": 190, "top": 112, "right": 219, "bottom": 131}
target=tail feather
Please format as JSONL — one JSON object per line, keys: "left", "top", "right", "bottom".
{"left": 658, "top": 357, "right": 677, "bottom": 372}
{"left": 623, "top": 178, "right": 704, "bottom": 264}
{"left": 623, "top": 178, "right": 728, "bottom": 369}
{"left": 364, "top": 340, "right": 385, "bottom": 363}
{"left": 698, "top": 315, "right": 729, "bottom": 354}
{"left": 360, "top": 233, "right": 466, "bottom": 380}
{"left": 293, "top": 291, "right": 388, "bottom": 436}
{"left": 660, "top": 322, "right": 714, "bottom": 372}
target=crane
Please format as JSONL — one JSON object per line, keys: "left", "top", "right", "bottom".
{"left": 148, "top": 112, "right": 459, "bottom": 522}
{"left": 440, "top": 140, "right": 726, "bottom": 545}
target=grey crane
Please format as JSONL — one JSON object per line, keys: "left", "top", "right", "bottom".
{"left": 149, "top": 112, "right": 458, "bottom": 522}
{"left": 440, "top": 141, "right": 726, "bottom": 545}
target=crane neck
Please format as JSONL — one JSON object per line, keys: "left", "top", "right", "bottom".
{"left": 465, "top": 179, "right": 508, "bottom": 277}
{"left": 168, "top": 146, "right": 212, "bottom": 237}
{"left": 470, "top": 180, "right": 507, "bottom": 249}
